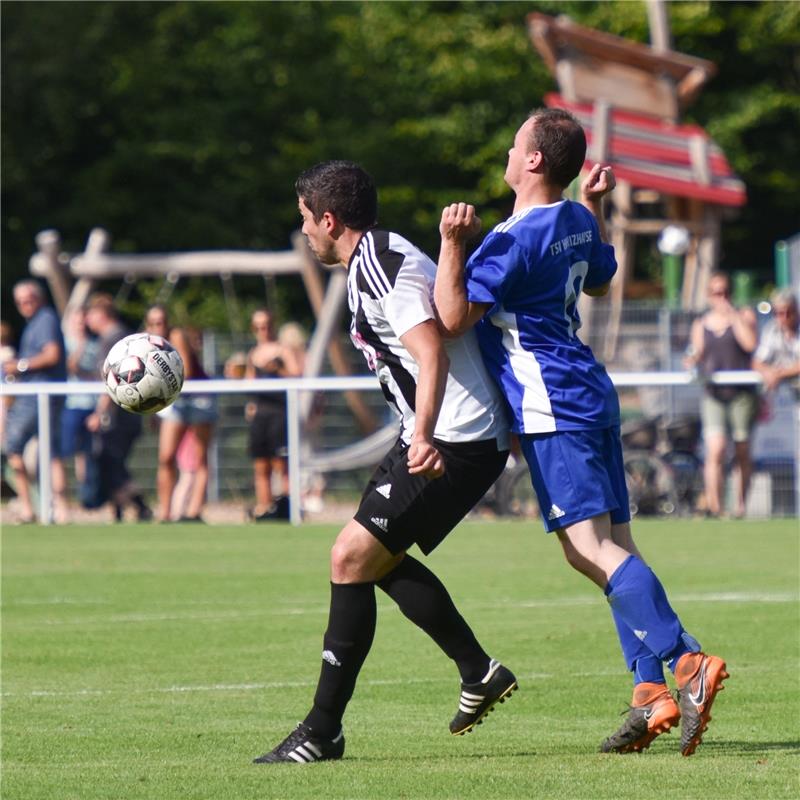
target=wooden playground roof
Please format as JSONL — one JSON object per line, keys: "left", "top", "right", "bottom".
{"left": 545, "top": 93, "right": 747, "bottom": 207}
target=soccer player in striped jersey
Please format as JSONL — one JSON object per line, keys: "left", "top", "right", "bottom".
{"left": 253, "top": 161, "right": 516, "bottom": 764}
{"left": 434, "top": 108, "right": 728, "bottom": 756}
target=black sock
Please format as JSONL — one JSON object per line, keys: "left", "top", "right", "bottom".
{"left": 377, "top": 555, "right": 490, "bottom": 683}
{"left": 303, "top": 582, "right": 377, "bottom": 738}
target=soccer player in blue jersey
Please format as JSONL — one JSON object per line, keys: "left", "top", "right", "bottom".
{"left": 434, "top": 108, "right": 728, "bottom": 756}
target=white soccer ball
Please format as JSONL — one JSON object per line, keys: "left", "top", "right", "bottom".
{"left": 102, "top": 333, "right": 184, "bottom": 414}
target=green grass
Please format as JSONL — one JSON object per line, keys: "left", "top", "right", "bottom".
{"left": 2, "top": 518, "right": 799, "bottom": 800}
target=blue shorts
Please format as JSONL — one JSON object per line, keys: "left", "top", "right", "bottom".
{"left": 4, "top": 396, "right": 64, "bottom": 457}
{"left": 60, "top": 407, "right": 93, "bottom": 456}
{"left": 519, "top": 426, "right": 631, "bottom": 532}
{"left": 158, "top": 393, "right": 218, "bottom": 425}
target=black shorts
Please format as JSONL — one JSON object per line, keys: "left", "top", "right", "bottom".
{"left": 354, "top": 437, "right": 508, "bottom": 556}
{"left": 248, "top": 409, "right": 287, "bottom": 459}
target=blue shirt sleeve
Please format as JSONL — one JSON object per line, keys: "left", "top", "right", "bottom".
{"left": 465, "top": 232, "right": 526, "bottom": 316}
{"left": 583, "top": 214, "right": 617, "bottom": 289}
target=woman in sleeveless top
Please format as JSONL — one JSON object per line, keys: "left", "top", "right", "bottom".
{"left": 245, "top": 309, "right": 304, "bottom": 520}
{"left": 686, "top": 272, "right": 758, "bottom": 517}
{"left": 145, "top": 305, "right": 218, "bottom": 522}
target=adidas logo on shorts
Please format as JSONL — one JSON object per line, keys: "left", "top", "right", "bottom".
{"left": 547, "top": 504, "right": 566, "bottom": 520}
{"left": 370, "top": 517, "right": 389, "bottom": 532}
{"left": 376, "top": 483, "right": 392, "bottom": 499}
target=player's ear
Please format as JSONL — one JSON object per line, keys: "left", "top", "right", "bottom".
{"left": 322, "top": 211, "right": 341, "bottom": 235}
{"left": 528, "top": 150, "right": 544, "bottom": 172}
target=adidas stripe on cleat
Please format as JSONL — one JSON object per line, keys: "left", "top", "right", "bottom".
{"left": 449, "top": 659, "right": 518, "bottom": 736}
{"left": 600, "top": 681, "right": 681, "bottom": 754}
{"left": 253, "top": 722, "right": 345, "bottom": 764}
{"left": 675, "top": 652, "right": 729, "bottom": 757}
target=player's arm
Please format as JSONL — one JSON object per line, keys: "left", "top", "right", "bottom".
{"left": 579, "top": 164, "right": 617, "bottom": 298}
{"left": 583, "top": 282, "right": 611, "bottom": 297}
{"left": 731, "top": 306, "right": 758, "bottom": 354}
{"left": 580, "top": 164, "right": 615, "bottom": 244}
{"left": 87, "top": 347, "right": 115, "bottom": 431}
{"left": 435, "top": 203, "right": 490, "bottom": 337}
{"left": 4, "top": 340, "right": 62, "bottom": 376}
{"left": 169, "top": 327, "right": 195, "bottom": 373}
{"left": 684, "top": 317, "right": 706, "bottom": 368}
{"left": 399, "top": 319, "right": 448, "bottom": 478}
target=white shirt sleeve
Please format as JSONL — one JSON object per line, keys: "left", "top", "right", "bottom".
{"left": 382, "top": 262, "right": 434, "bottom": 339}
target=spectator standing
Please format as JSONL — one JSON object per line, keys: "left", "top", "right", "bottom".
{"left": 686, "top": 272, "right": 759, "bottom": 517}
{"left": 244, "top": 309, "right": 303, "bottom": 521}
{"left": 144, "top": 305, "right": 216, "bottom": 522}
{"left": 2, "top": 280, "right": 68, "bottom": 523}
{"left": 0, "top": 320, "right": 17, "bottom": 444}
{"left": 753, "top": 290, "right": 800, "bottom": 397}
{"left": 61, "top": 307, "right": 99, "bottom": 495}
{"left": 84, "top": 293, "right": 151, "bottom": 521}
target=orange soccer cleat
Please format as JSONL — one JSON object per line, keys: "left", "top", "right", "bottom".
{"left": 600, "top": 681, "right": 681, "bottom": 753}
{"left": 675, "top": 651, "right": 729, "bottom": 756}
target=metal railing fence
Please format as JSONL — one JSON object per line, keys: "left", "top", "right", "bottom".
{"left": 3, "top": 371, "right": 797, "bottom": 525}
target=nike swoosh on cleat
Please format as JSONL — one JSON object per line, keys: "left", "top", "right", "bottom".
{"left": 688, "top": 660, "right": 708, "bottom": 707}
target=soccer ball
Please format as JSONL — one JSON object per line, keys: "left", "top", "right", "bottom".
{"left": 102, "top": 333, "right": 184, "bottom": 414}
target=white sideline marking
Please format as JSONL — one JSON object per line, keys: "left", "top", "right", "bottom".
{"left": 3, "top": 591, "right": 794, "bottom": 628}
{"left": 2, "top": 673, "right": 551, "bottom": 699}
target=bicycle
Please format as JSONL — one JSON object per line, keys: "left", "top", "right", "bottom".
{"left": 621, "top": 415, "right": 703, "bottom": 517}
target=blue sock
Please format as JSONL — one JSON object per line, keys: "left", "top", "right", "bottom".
{"left": 606, "top": 556, "right": 700, "bottom": 669}
{"left": 609, "top": 604, "right": 665, "bottom": 685}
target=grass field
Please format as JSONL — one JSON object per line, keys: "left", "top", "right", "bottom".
{"left": 2, "top": 517, "right": 798, "bottom": 800}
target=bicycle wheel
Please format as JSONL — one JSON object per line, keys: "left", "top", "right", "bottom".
{"left": 623, "top": 450, "right": 679, "bottom": 517}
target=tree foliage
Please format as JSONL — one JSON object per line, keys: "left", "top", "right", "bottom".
{"left": 2, "top": 1, "right": 798, "bottom": 329}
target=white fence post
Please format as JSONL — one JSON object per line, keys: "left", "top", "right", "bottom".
{"left": 286, "top": 387, "right": 302, "bottom": 526}
{"left": 36, "top": 393, "right": 53, "bottom": 525}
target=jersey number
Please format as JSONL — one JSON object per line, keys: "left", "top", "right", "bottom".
{"left": 564, "top": 261, "right": 588, "bottom": 338}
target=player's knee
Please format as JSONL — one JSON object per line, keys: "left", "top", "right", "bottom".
{"left": 330, "top": 540, "right": 365, "bottom": 582}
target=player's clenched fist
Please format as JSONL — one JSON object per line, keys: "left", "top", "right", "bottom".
{"left": 407, "top": 438, "right": 446, "bottom": 479}
{"left": 581, "top": 164, "right": 615, "bottom": 202}
{"left": 439, "top": 202, "right": 482, "bottom": 243}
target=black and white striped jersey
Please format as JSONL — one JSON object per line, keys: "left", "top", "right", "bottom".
{"left": 346, "top": 229, "right": 509, "bottom": 447}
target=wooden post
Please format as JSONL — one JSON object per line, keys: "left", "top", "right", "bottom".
{"left": 29, "top": 230, "right": 71, "bottom": 314}
{"left": 646, "top": 0, "right": 672, "bottom": 52}
{"left": 604, "top": 181, "right": 634, "bottom": 361}
{"left": 61, "top": 228, "right": 110, "bottom": 327}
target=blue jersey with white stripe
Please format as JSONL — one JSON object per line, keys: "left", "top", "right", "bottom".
{"left": 465, "top": 199, "right": 619, "bottom": 434}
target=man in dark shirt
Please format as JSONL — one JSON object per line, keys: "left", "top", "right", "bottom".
{"left": 84, "top": 293, "right": 151, "bottom": 521}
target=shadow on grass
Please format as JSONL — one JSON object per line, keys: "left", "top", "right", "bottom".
{"left": 696, "top": 740, "right": 800, "bottom": 755}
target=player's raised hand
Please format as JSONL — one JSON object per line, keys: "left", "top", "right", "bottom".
{"left": 407, "top": 438, "right": 445, "bottom": 479}
{"left": 581, "top": 164, "right": 615, "bottom": 203}
{"left": 440, "top": 202, "right": 482, "bottom": 244}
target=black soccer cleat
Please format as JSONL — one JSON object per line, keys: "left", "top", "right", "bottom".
{"left": 449, "top": 659, "right": 518, "bottom": 735}
{"left": 253, "top": 722, "right": 345, "bottom": 764}
{"left": 599, "top": 682, "right": 680, "bottom": 754}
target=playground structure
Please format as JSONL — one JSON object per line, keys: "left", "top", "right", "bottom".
{"left": 528, "top": 9, "right": 747, "bottom": 359}
{"left": 27, "top": 227, "right": 423, "bottom": 477}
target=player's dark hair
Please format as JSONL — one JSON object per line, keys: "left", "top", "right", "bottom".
{"left": 295, "top": 160, "right": 378, "bottom": 230}
{"left": 527, "top": 108, "right": 587, "bottom": 188}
